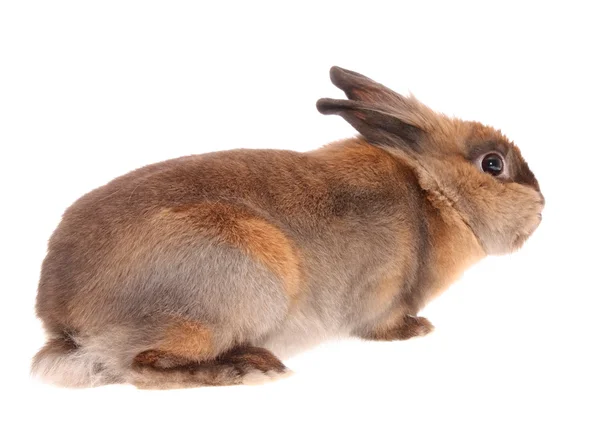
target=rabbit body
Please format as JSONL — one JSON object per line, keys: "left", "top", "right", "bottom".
{"left": 32, "top": 67, "right": 543, "bottom": 388}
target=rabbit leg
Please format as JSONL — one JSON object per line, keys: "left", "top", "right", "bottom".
{"left": 129, "top": 346, "right": 292, "bottom": 389}
{"left": 356, "top": 314, "right": 434, "bottom": 341}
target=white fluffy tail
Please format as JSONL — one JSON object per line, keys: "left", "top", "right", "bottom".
{"left": 31, "top": 336, "right": 123, "bottom": 387}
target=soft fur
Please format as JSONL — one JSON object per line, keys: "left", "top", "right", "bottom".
{"left": 32, "top": 66, "right": 544, "bottom": 388}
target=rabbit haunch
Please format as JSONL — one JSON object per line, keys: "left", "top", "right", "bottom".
{"left": 32, "top": 67, "right": 543, "bottom": 388}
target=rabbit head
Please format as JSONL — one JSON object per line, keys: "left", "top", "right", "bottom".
{"left": 317, "top": 66, "right": 544, "bottom": 255}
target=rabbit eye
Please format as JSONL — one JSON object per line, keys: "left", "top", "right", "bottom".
{"left": 481, "top": 153, "right": 504, "bottom": 176}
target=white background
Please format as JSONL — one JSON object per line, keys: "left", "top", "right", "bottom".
{"left": 1, "top": 1, "right": 598, "bottom": 432}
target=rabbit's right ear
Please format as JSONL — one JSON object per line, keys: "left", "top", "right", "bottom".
{"left": 318, "top": 66, "right": 433, "bottom": 150}
{"left": 329, "top": 66, "right": 404, "bottom": 107}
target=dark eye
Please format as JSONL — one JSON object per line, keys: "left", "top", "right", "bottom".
{"left": 481, "top": 153, "right": 504, "bottom": 176}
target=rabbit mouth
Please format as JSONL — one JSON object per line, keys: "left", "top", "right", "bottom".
{"left": 512, "top": 216, "right": 542, "bottom": 250}
{"left": 512, "top": 233, "right": 529, "bottom": 250}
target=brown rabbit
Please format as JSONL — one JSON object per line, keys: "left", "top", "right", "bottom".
{"left": 32, "top": 66, "right": 544, "bottom": 389}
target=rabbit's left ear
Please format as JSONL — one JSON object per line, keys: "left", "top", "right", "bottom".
{"left": 316, "top": 97, "right": 423, "bottom": 149}
{"left": 317, "top": 66, "right": 432, "bottom": 149}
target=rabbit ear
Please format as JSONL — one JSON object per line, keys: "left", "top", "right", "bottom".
{"left": 329, "top": 66, "right": 428, "bottom": 123}
{"left": 316, "top": 97, "right": 423, "bottom": 148}
{"left": 318, "top": 66, "right": 436, "bottom": 148}
{"left": 329, "top": 66, "right": 403, "bottom": 106}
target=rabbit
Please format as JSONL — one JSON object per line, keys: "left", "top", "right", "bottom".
{"left": 31, "top": 66, "right": 544, "bottom": 389}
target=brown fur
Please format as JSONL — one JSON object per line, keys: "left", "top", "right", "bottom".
{"left": 311, "top": 138, "right": 398, "bottom": 188}
{"left": 223, "top": 346, "right": 288, "bottom": 374}
{"left": 358, "top": 311, "right": 434, "bottom": 341}
{"left": 131, "top": 346, "right": 288, "bottom": 389}
{"left": 32, "top": 336, "right": 78, "bottom": 366}
{"left": 166, "top": 203, "right": 302, "bottom": 299}
{"left": 156, "top": 320, "right": 214, "bottom": 362}
{"left": 32, "top": 66, "right": 544, "bottom": 388}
